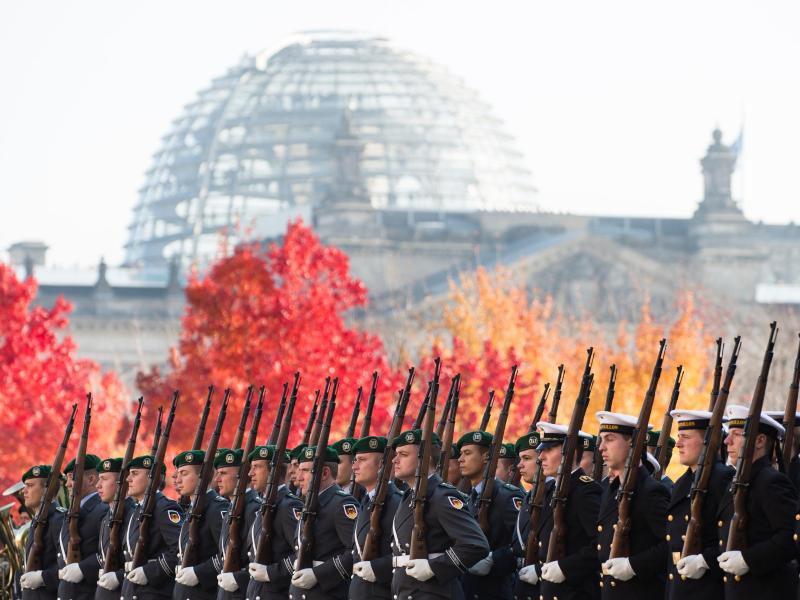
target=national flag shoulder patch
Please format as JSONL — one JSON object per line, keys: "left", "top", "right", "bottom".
{"left": 512, "top": 497, "right": 523, "bottom": 511}
{"left": 167, "top": 510, "right": 181, "bottom": 524}
{"left": 447, "top": 496, "right": 465, "bottom": 510}
{"left": 343, "top": 503, "right": 358, "bottom": 520}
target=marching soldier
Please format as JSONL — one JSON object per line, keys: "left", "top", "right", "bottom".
{"left": 214, "top": 448, "right": 261, "bottom": 600}
{"left": 456, "top": 430, "right": 523, "bottom": 600}
{"left": 716, "top": 405, "right": 798, "bottom": 599}
{"left": 511, "top": 431, "right": 548, "bottom": 600}
{"left": 390, "top": 429, "right": 490, "bottom": 600}
{"left": 245, "top": 445, "right": 303, "bottom": 600}
{"left": 20, "top": 464, "right": 66, "bottom": 599}
{"left": 288, "top": 445, "right": 358, "bottom": 600}
{"left": 94, "top": 457, "right": 135, "bottom": 600}
{"left": 578, "top": 436, "right": 597, "bottom": 476}
{"left": 57, "top": 454, "right": 108, "bottom": 600}
{"left": 596, "top": 411, "right": 670, "bottom": 599}
{"left": 349, "top": 435, "right": 402, "bottom": 600}
{"left": 331, "top": 437, "right": 357, "bottom": 492}
{"left": 172, "top": 450, "right": 230, "bottom": 600}
{"left": 665, "top": 410, "right": 734, "bottom": 600}
{"left": 115, "top": 455, "right": 181, "bottom": 600}
{"left": 287, "top": 444, "right": 306, "bottom": 495}
{"left": 535, "top": 423, "right": 602, "bottom": 600}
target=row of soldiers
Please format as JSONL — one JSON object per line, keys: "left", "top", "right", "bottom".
{"left": 15, "top": 324, "right": 800, "bottom": 600}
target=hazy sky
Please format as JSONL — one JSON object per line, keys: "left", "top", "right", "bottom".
{"left": 2, "top": 1, "right": 799, "bottom": 267}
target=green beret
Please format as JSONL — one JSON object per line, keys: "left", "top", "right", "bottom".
{"left": 331, "top": 438, "right": 357, "bottom": 456}
{"left": 456, "top": 430, "right": 494, "bottom": 450}
{"left": 646, "top": 431, "right": 675, "bottom": 449}
{"left": 289, "top": 444, "right": 308, "bottom": 461}
{"left": 391, "top": 429, "right": 442, "bottom": 449}
{"left": 248, "top": 445, "right": 289, "bottom": 463}
{"left": 173, "top": 450, "right": 205, "bottom": 468}
{"left": 63, "top": 454, "right": 102, "bottom": 474}
{"left": 352, "top": 436, "right": 387, "bottom": 455}
{"left": 214, "top": 448, "right": 243, "bottom": 469}
{"left": 515, "top": 431, "right": 541, "bottom": 453}
{"left": 22, "top": 465, "right": 52, "bottom": 482}
{"left": 582, "top": 435, "right": 597, "bottom": 452}
{"left": 449, "top": 444, "right": 461, "bottom": 459}
{"left": 499, "top": 442, "right": 516, "bottom": 459}
{"left": 128, "top": 455, "right": 155, "bottom": 470}
{"left": 97, "top": 458, "right": 123, "bottom": 473}
{"left": 298, "top": 445, "right": 340, "bottom": 464}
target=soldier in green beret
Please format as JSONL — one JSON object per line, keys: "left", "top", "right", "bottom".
{"left": 287, "top": 444, "right": 307, "bottom": 496}
{"left": 496, "top": 442, "right": 517, "bottom": 483}
{"left": 213, "top": 449, "right": 243, "bottom": 501}
{"left": 510, "top": 430, "right": 544, "bottom": 599}
{"left": 20, "top": 464, "right": 65, "bottom": 598}
{"left": 445, "top": 444, "right": 461, "bottom": 486}
{"left": 578, "top": 435, "right": 597, "bottom": 475}
{"left": 288, "top": 446, "right": 358, "bottom": 600}
{"left": 171, "top": 450, "right": 230, "bottom": 600}
{"left": 349, "top": 436, "right": 402, "bottom": 600}
{"left": 245, "top": 445, "right": 303, "bottom": 600}
{"left": 94, "top": 457, "right": 135, "bottom": 600}
{"left": 331, "top": 438, "right": 357, "bottom": 493}
{"left": 57, "top": 453, "right": 108, "bottom": 599}
{"left": 456, "top": 430, "right": 524, "bottom": 600}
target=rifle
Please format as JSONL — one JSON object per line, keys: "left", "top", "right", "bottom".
{"left": 232, "top": 385, "right": 254, "bottom": 450}
{"left": 547, "top": 348, "right": 595, "bottom": 562}
{"left": 132, "top": 391, "right": 179, "bottom": 569}
{"left": 301, "top": 390, "right": 321, "bottom": 446}
{"left": 309, "top": 378, "right": 331, "bottom": 447}
{"left": 654, "top": 366, "right": 684, "bottom": 479}
{"left": 609, "top": 339, "right": 667, "bottom": 560}
{"left": 727, "top": 322, "right": 779, "bottom": 553}
{"left": 296, "top": 378, "right": 338, "bottom": 569}
{"left": 409, "top": 359, "right": 442, "bottom": 560}
{"left": 708, "top": 338, "right": 724, "bottom": 411}
{"left": 477, "top": 366, "right": 518, "bottom": 534}
{"left": 528, "top": 383, "right": 551, "bottom": 431}
{"left": 361, "top": 367, "right": 415, "bottom": 560}
{"left": 66, "top": 394, "right": 92, "bottom": 564}
{"left": 412, "top": 382, "right": 432, "bottom": 430}
{"left": 222, "top": 385, "right": 264, "bottom": 572}
{"left": 360, "top": 372, "right": 378, "bottom": 438}
{"left": 255, "top": 372, "right": 300, "bottom": 565}
{"left": 267, "top": 383, "right": 288, "bottom": 445}
{"left": 549, "top": 365, "right": 566, "bottom": 423}
{"left": 682, "top": 336, "right": 741, "bottom": 558}
{"left": 25, "top": 404, "right": 78, "bottom": 572}
{"left": 438, "top": 374, "right": 461, "bottom": 479}
{"left": 104, "top": 397, "right": 143, "bottom": 573}
{"left": 346, "top": 387, "right": 362, "bottom": 439}
{"left": 151, "top": 406, "right": 163, "bottom": 458}
{"left": 181, "top": 389, "right": 231, "bottom": 569}
{"left": 193, "top": 385, "right": 214, "bottom": 450}
{"left": 437, "top": 376, "right": 457, "bottom": 439}
{"left": 479, "top": 390, "right": 495, "bottom": 431}
{"left": 781, "top": 333, "right": 800, "bottom": 472}
{"left": 592, "top": 365, "right": 617, "bottom": 481}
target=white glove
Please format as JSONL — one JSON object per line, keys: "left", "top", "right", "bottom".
{"left": 175, "top": 565, "right": 199, "bottom": 586}
{"left": 392, "top": 554, "right": 410, "bottom": 568}
{"left": 677, "top": 553, "right": 709, "bottom": 579}
{"left": 97, "top": 570, "right": 121, "bottom": 590}
{"left": 217, "top": 572, "right": 238, "bottom": 592}
{"left": 124, "top": 560, "right": 133, "bottom": 573}
{"left": 602, "top": 557, "right": 636, "bottom": 581}
{"left": 248, "top": 562, "right": 270, "bottom": 582}
{"left": 468, "top": 554, "right": 494, "bottom": 575}
{"left": 20, "top": 570, "right": 45, "bottom": 589}
{"left": 59, "top": 562, "right": 84, "bottom": 583}
{"left": 406, "top": 558, "right": 435, "bottom": 582}
{"left": 127, "top": 566, "right": 149, "bottom": 585}
{"left": 291, "top": 567, "right": 318, "bottom": 589}
{"left": 518, "top": 564, "right": 539, "bottom": 585}
{"left": 718, "top": 550, "right": 749, "bottom": 576}
{"left": 353, "top": 560, "right": 377, "bottom": 582}
{"left": 542, "top": 560, "right": 566, "bottom": 583}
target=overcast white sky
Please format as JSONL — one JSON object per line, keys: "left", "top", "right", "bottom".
{"left": 1, "top": 1, "right": 799, "bottom": 267}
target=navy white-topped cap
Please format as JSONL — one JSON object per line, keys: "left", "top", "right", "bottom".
{"left": 764, "top": 410, "right": 800, "bottom": 427}
{"left": 725, "top": 404, "right": 785, "bottom": 439}
{"left": 596, "top": 411, "right": 652, "bottom": 436}
{"left": 535, "top": 422, "right": 567, "bottom": 450}
{"left": 670, "top": 409, "right": 713, "bottom": 431}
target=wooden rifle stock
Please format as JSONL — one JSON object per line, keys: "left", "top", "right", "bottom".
{"left": 267, "top": 383, "right": 288, "bottom": 445}
{"left": 548, "top": 365, "right": 566, "bottom": 423}
{"left": 708, "top": 338, "right": 724, "bottom": 411}
{"left": 437, "top": 377, "right": 457, "bottom": 439}
{"left": 479, "top": 390, "right": 495, "bottom": 431}
{"left": 232, "top": 385, "right": 254, "bottom": 450}
{"left": 654, "top": 366, "right": 684, "bottom": 479}
{"left": 66, "top": 394, "right": 92, "bottom": 564}
{"left": 412, "top": 382, "right": 432, "bottom": 430}
{"left": 151, "top": 406, "right": 163, "bottom": 458}
{"left": 346, "top": 387, "right": 362, "bottom": 439}
{"left": 528, "top": 383, "right": 551, "bottom": 432}
{"left": 438, "top": 375, "right": 461, "bottom": 479}
{"left": 302, "top": 390, "right": 320, "bottom": 446}
{"left": 360, "top": 372, "right": 378, "bottom": 438}
{"left": 781, "top": 333, "right": 800, "bottom": 472}
{"left": 193, "top": 386, "right": 214, "bottom": 449}
{"left": 309, "top": 378, "right": 331, "bottom": 447}
{"left": 592, "top": 365, "right": 616, "bottom": 481}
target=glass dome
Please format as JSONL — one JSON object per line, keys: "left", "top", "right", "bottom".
{"left": 124, "top": 31, "right": 537, "bottom": 268}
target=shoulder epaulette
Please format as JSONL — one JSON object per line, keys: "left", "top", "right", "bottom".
{"left": 56, "top": 506, "right": 67, "bottom": 513}
{"left": 439, "top": 481, "right": 456, "bottom": 489}
{"left": 286, "top": 492, "right": 301, "bottom": 500}
{"left": 502, "top": 483, "right": 520, "bottom": 491}
{"left": 336, "top": 489, "right": 350, "bottom": 496}
{"left": 579, "top": 475, "right": 594, "bottom": 483}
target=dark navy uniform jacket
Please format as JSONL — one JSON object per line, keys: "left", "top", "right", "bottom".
{"left": 23, "top": 502, "right": 66, "bottom": 600}
{"left": 56, "top": 492, "right": 108, "bottom": 600}
{"left": 215, "top": 489, "right": 261, "bottom": 600}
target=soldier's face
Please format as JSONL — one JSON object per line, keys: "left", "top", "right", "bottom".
{"left": 248, "top": 460, "right": 269, "bottom": 492}
{"left": 598, "top": 432, "right": 629, "bottom": 473}
{"left": 288, "top": 460, "right": 299, "bottom": 484}
{"left": 296, "top": 462, "right": 313, "bottom": 494}
{"left": 578, "top": 450, "right": 594, "bottom": 474}
{"left": 352, "top": 453, "right": 381, "bottom": 488}
{"left": 496, "top": 458, "right": 513, "bottom": 482}
{"left": 517, "top": 449, "right": 537, "bottom": 484}
{"left": 171, "top": 469, "right": 180, "bottom": 494}
{"left": 392, "top": 445, "right": 419, "bottom": 482}
{"left": 458, "top": 445, "right": 487, "bottom": 480}
{"left": 22, "top": 478, "right": 46, "bottom": 509}
{"left": 176, "top": 465, "right": 202, "bottom": 497}
{"left": 447, "top": 459, "right": 461, "bottom": 485}
{"left": 97, "top": 472, "right": 119, "bottom": 503}
{"left": 677, "top": 430, "right": 704, "bottom": 467}
{"left": 540, "top": 446, "right": 562, "bottom": 478}
{"left": 725, "top": 428, "right": 744, "bottom": 464}
{"left": 337, "top": 455, "right": 353, "bottom": 486}
{"left": 215, "top": 466, "right": 239, "bottom": 498}
{"left": 126, "top": 468, "right": 149, "bottom": 499}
